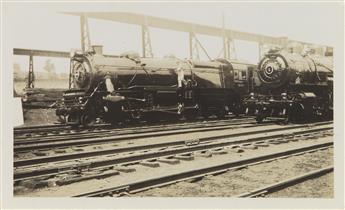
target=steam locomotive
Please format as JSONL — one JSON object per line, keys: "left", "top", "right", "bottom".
{"left": 244, "top": 49, "right": 333, "bottom": 123}
{"left": 56, "top": 46, "right": 255, "bottom": 126}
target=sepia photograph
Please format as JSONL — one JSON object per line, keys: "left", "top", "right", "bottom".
{"left": 1, "top": 1, "right": 344, "bottom": 209}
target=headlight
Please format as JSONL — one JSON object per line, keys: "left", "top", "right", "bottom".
{"left": 78, "top": 97, "right": 83, "bottom": 103}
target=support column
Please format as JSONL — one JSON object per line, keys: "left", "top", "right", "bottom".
{"left": 141, "top": 25, "right": 153, "bottom": 58}
{"left": 279, "top": 37, "right": 289, "bottom": 52}
{"left": 69, "top": 59, "right": 73, "bottom": 89}
{"left": 258, "top": 42, "right": 264, "bottom": 60}
{"left": 141, "top": 16, "right": 153, "bottom": 58}
{"left": 27, "top": 55, "right": 35, "bottom": 88}
{"left": 229, "top": 39, "right": 237, "bottom": 59}
{"left": 189, "top": 32, "right": 192, "bottom": 59}
{"left": 80, "top": 13, "right": 91, "bottom": 52}
{"left": 221, "top": 13, "right": 236, "bottom": 60}
{"left": 223, "top": 37, "right": 230, "bottom": 60}
{"left": 189, "top": 32, "right": 200, "bottom": 60}
{"left": 222, "top": 13, "right": 230, "bottom": 60}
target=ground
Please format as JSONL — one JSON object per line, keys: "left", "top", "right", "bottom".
{"left": 22, "top": 108, "right": 59, "bottom": 126}
{"left": 14, "top": 79, "right": 68, "bottom": 126}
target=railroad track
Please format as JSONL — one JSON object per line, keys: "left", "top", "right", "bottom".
{"left": 14, "top": 122, "right": 333, "bottom": 188}
{"left": 14, "top": 115, "right": 251, "bottom": 137}
{"left": 73, "top": 141, "right": 333, "bottom": 197}
{"left": 14, "top": 119, "right": 273, "bottom": 153}
{"left": 13, "top": 121, "right": 332, "bottom": 155}
{"left": 14, "top": 121, "right": 332, "bottom": 165}
{"left": 14, "top": 117, "right": 258, "bottom": 144}
{"left": 235, "top": 166, "right": 333, "bottom": 198}
{"left": 14, "top": 123, "right": 75, "bottom": 135}
{"left": 14, "top": 117, "right": 257, "bottom": 144}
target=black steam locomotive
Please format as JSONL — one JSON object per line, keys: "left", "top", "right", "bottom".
{"left": 56, "top": 46, "right": 255, "bottom": 126}
{"left": 244, "top": 49, "right": 333, "bottom": 123}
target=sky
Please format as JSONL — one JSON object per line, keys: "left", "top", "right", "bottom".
{"left": 5, "top": 2, "right": 342, "bottom": 74}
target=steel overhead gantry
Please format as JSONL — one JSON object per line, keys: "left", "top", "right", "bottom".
{"left": 14, "top": 13, "right": 333, "bottom": 89}
{"left": 13, "top": 48, "right": 70, "bottom": 88}
{"left": 64, "top": 12, "right": 332, "bottom": 60}
{"left": 65, "top": 12, "right": 282, "bottom": 60}
{"left": 13, "top": 48, "right": 120, "bottom": 88}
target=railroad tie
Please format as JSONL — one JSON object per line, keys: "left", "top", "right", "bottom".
{"left": 112, "top": 166, "right": 136, "bottom": 173}
{"left": 267, "top": 139, "right": 283, "bottom": 145}
{"left": 254, "top": 142, "right": 269, "bottom": 147}
{"left": 227, "top": 145, "right": 240, "bottom": 149}
{"left": 19, "top": 179, "right": 56, "bottom": 189}
{"left": 276, "top": 138, "right": 289, "bottom": 143}
{"left": 157, "top": 158, "right": 180, "bottom": 164}
{"left": 240, "top": 144, "right": 258, "bottom": 150}
{"left": 315, "top": 133, "right": 326, "bottom": 138}
{"left": 56, "top": 170, "right": 120, "bottom": 186}
{"left": 185, "top": 139, "right": 200, "bottom": 146}
{"left": 72, "top": 147, "right": 84, "bottom": 152}
{"left": 194, "top": 151, "right": 212, "bottom": 158}
{"left": 290, "top": 136, "right": 299, "bottom": 142}
{"left": 33, "top": 151, "right": 48, "bottom": 156}
{"left": 140, "top": 160, "right": 160, "bottom": 168}
{"left": 54, "top": 149, "right": 66, "bottom": 154}
{"left": 174, "top": 154, "right": 194, "bottom": 161}
{"left": 210, "top": 148, "right": 228, "bottom": 155}
{"left": 231, "top": 148, "right": 245, "bottom": 153}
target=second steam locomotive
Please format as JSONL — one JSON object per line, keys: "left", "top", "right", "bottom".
{"left": 244, "top": 49, "right": 333, "bottom": 123}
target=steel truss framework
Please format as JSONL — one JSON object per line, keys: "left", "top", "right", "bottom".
{"left": 14, "top": 12, "right": 333, "bottom": 87}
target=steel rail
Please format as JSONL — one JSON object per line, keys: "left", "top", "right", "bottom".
{"left": 72, "top": 142, "right": 333, "bottom": 197}
{"left": 14, "top": 125, "right": 332, "bottom": 180}
{"left": 235, "top": 166, "right": 334, "bottom": 198}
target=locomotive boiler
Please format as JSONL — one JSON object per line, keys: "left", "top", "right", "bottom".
{"left": 244, "top": 49, "right": 333, "bottom": 123}
{"left": 56, "top": 46, "right": 255, "bottom": 126}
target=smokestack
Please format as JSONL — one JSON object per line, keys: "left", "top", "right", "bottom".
{"left": 93, "top": 45, "right": 103, "bottom": 55}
